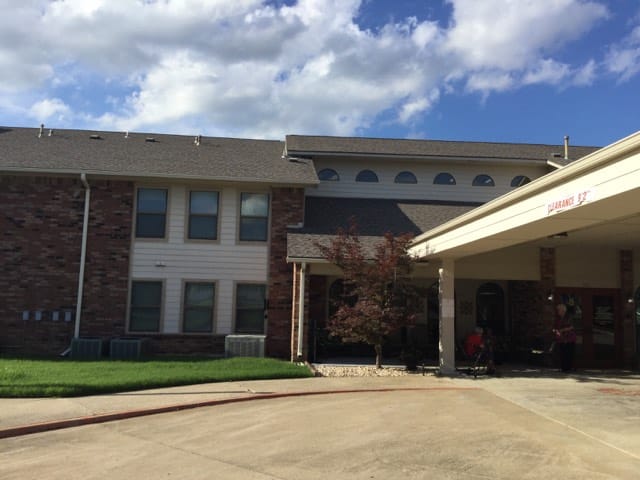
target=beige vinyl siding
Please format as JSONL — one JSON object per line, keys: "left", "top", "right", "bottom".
{"left": 307, "top": 159, "right": 547, "bottom": 203}
{"left": 131, "top": 184, "right": 268, "bottom": 335}
{"left": 456, "top": 246, "right": 540, "bottom": 280}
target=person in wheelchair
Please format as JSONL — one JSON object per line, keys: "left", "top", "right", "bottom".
{"left": 463, "top": 327, "right": 496, "bottom": 375}
{"left": 464, "top": 327, "right": 484, "bottom": 358}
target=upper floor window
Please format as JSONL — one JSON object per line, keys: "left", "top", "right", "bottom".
{"left": 355, "top": 169, "right": 379, "bottom": 182}
{"left": 472, "top": 174, "right": 495, "bottom": 187}
{"left": 433, "top": 172, "right": 456, "bottom": 185}
{"left": 188, "top": 191, "right": 219, "bottom": 240}
{"left": 318, "top": 168, "right": 339, "bottom": 181}
{"left": 394, "top": 171, "right": 418, "bottom": 184}
{"left": 510, "top": 175, "right": 531, "bottom": 187}
{"left": 129, "top": 280, "right": 162, "bottom": 332}
{"left": 240, "top": 192, "right": 269, "bottom": 241}
{"left": 235, "top": 283, "right": 266, "bottom": 334}
{"left": 136, "top": 188, "right": 167, "bottom": 238}
{"left": 183, "top": 282, "right": 215, "bottom": 333}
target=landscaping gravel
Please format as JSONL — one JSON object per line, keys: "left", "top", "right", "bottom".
{"left": 312, "top": 364, "right": 414, "bottom": 377}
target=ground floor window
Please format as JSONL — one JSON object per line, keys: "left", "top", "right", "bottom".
{"left": 130, "top": 281, "right": 162, "bottom": 332}
{"left": 235, "top": 284, "right": 266, "bottom": 334}
{"left": 183, "top": 282, "right": 215, "bottom": 333}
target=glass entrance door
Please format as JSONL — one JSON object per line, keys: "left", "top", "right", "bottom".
{"left": 591, "top": 294, "right": 617, "bottom": 366}
{"left": 556, "top": 289, "right": 622, "bottom": 368}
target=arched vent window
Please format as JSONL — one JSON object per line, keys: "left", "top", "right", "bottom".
{"left": 510, "top": 175, "right": 531, "bottom": 187}
{"left": 318, "top": 168, "right": 339, "bottom": 181}
{"left": 433, "top": 172, "right": 456, "bottom": 185}
{"left": 472, "top": 174, "right": 495, "bottom": 187}
{"left": 355, "top": 169, "right": 379, "bottom": 183}
{"left": 394, "top": 171, "right": 417, "bottom": 184}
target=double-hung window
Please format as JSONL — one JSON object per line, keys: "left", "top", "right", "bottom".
{"left": 235, "top": 284, "right": 266, "bottom": 334}
{"left": 129, "top": 281, "right": 162, "bottom": 332}
{"left": 239, "top": 193, "right": 269, "bottom": 241}
{"left": 188, "top": 191, "right": 219, "bottom": 240}
{"left": 136, "top": 188, "right": 167, "bottom": 238}
{"left": 183, "top": 282, "right": 215, "bottom": 333}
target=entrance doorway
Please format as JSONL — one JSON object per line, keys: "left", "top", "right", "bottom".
{"left": 476, "top": 282, "right": 505, "bottom": 335}
{"left": 555, "top": 288, "right": 623, "bottom": 368}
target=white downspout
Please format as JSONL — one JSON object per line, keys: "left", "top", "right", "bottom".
{"left": 74, "top": 173, "right": 90, "bottom": 339}
{"left": 297, "top": 262, "right": 307, "bottom": 359}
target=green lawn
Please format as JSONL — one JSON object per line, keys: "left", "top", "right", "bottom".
{"left": 0, "top": 357, "right": 313, "bottom": 398}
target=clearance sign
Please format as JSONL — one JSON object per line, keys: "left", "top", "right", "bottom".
{"left": 547, "top": 188, "right": 596, "bottom": 215}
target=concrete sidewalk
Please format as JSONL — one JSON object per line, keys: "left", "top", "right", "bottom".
{"left": 0, "top": 373, "right": 459, "bottom": 437}
{"left": 1, "top": 365, "right": 639, "bottom": 449}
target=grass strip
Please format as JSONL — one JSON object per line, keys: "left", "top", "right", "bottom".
{"left": 0, "top": 357, "right": 312, "bottom": 398}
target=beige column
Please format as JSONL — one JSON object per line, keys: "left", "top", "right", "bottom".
{"left": 439, "top": 259, "right": 456, "bottom": 375}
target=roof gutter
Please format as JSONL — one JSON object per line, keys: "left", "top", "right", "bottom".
{"left": 285, "top": 150, "right": 547, "bottom": 166}
{"left": 286, "top": 256, "right": 328, "bottom": 264}
{"left": 0, "top": 167, "right": 319, "bottom": 187}
{"left": 410, "top": 129, "right": 640, "bottom": 249}
{"left": 74, "top": 173, "right": 90, "bottom": 339}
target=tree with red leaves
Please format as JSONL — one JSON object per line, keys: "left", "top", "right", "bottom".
{"left": 317, "top": 223, "right": 423, "bottom": 368}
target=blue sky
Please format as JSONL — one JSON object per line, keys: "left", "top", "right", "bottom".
{"left": 0, "top": 0, "right": 638, "bottom": 146}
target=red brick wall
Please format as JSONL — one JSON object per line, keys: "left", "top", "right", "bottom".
{"left": 0, "top": 175, "right": 133, "bottom": 355}
{"left": 508, "top": 248, "right": 555, "bottom": 356}
{"left": 539, "top": 247, "right": 556, "bottom": 334}
{"left": 266, "top": 187, "right": 305, "bottom": 358}
{"left": 508, "top": 280, "right": 546, "bottom": 350}
{"left": 80, "top": 180, "right": 133, "bottom": 338}
{"left": 620, "top": 250, "right": 635, "bottom": 366}
{"left": 146, "top": 334, "right": 225, "bottom": 356}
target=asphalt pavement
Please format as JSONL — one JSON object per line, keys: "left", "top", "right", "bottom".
{"left": 1, "top": 365, "right": 639, "bottom": 479}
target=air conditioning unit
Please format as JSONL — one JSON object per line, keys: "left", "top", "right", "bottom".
{"left": 110, "top": 338, "right": 146, "bottom": 360}
{"left": 225, "top": 335, "right": 266, "bottom": 357}
{"left": 70, "top": 337, "right": 104, "bottom": 360}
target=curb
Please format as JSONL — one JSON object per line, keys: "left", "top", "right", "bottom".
{"left": 0, "top": 386, "right": 479, "bottom": 440}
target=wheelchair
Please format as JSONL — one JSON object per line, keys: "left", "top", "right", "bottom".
{"left": 457, "top": 341, "right": 496, "bottom": 378}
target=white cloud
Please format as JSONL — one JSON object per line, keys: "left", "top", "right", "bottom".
{"left": 0, "top": 0, "right": 618, "bottom": 137}
{"left": 605, "top": 24, "right": 640, "bottom": 82}
{"left": 28, "top": 98, "right": 72, "bottom": 123}
{"left": 572, "top": 59, "right": 597, "bottom": 86}
{"left": 444, "top": 0, "right": 608, "bottom": 71}
{"left": 398, "top": 90, "right": 440, "bottom": 124}
{"left": 466, "top": 72, "right": 514, "bottom": 94}
{"left": 522, "top": 59, "right": 571, "bottom": 86}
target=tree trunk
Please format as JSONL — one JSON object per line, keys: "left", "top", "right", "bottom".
{"left": 374, "top": 343, "right": 383, "bottom": 369}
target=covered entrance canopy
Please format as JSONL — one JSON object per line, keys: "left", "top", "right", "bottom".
{"left": 410, "top": 130, "right": 640, "bottom": 373}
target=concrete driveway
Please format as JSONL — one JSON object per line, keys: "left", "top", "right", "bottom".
{"left": 1, "top": 368, "right": 639, "bottom": 479}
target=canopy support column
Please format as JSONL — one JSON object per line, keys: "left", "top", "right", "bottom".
{"left": 439, "top": 259, "right": 456, "bottom": 375}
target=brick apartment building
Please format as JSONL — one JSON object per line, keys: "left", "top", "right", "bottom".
{"left": 2, "top": 125, "right": 639, "bottom": 370}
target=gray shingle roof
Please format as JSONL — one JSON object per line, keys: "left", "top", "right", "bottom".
{"left": 286, "top": 135, "right": 600, "bottom": 162}
{"left": 0, "top": 127, "right": 318, "bottom": 185}
{"left": 287, "top": 196, "right": 479, "bottom": 259}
